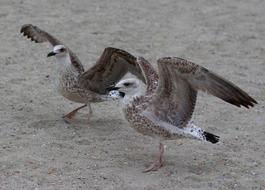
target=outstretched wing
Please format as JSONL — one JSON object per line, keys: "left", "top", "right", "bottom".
{"left": 134, "top": 57, "right": 159, "bottom": 95}
{"left": 148, "top": 57, "right": 257, "bottom": 127}
{"left": 78, "top": 47, "right": 146, "bottom": 94}
{"left": 20, "top": 24, "right": 84, "bottom": 73}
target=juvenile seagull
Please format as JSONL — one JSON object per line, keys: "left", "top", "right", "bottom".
{"left": 20, "top": 24, "right": 144, "bottom": 121}
{"left": 109, "top": 57, "right": 257, "bottom": 172}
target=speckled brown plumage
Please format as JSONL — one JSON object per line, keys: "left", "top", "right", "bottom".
{"left": 20, "top": 24, "right": 146, "bottom": 120}
{"left": 116, "top": 56, "right": 257, "bottom": 172}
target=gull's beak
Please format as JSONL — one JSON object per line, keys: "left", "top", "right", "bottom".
{"left": 106, "top": 85, "right": 120, "bottom": 91}
{"left": 47, "top": 51, "right": 56, "bottom": 57}
{"left": 119, "top": 91, "right": 125, "bottom": 97}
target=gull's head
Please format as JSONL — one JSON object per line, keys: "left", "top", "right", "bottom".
{"left": 108, "top": 78, "right": 144, "bottom": 103}
{"left": 47, "top": 45, "right": 68, "bottom": 58}
{"left": 115, "top": 78, "right": 141, "bottom": 95}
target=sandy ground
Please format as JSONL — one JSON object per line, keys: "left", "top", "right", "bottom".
{"left": 0, "top": 0, "right": 264, "bottom": 189}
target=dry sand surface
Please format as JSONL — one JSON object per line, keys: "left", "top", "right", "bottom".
{"left": 0, "top": 0, "right": 265, "bottom": 189}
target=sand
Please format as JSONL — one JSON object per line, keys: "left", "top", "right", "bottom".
{"left": 0, "top": 0, "right": 264, "bottom": 189}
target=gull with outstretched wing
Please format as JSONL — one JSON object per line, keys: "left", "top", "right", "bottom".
{"left": 109, "top": 57, "right": 257, "bottom": 172}
{"left": 20, "top": 24, "right": 144, "bottom": 122}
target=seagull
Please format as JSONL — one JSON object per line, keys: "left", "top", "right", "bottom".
{"left": 20, "top": 24, "right": 145, "bottom": 122}
{"left": 108, "top": 56, "right": 257, "bottom": 172}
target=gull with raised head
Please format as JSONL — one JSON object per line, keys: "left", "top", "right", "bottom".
{"left": 109, "top": 57, "right": 257, "bottom": 172}
{"left": 20, "top": 24, "right": 145, "bottom": 122}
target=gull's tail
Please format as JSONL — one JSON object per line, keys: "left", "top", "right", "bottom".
{"left": 202, "top": 131, "right": 220, "bottom": 144}
{"left": 184, "top": 121, "right": 220, "bottom": 143}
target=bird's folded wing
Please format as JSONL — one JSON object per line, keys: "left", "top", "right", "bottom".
{"left": 78, "top": 47, "right": 146, "bottom": 94}
{"left": 20, "top": 24, "right": 84, "bottom": 73}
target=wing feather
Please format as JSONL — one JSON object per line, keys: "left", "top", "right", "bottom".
{"left": 78, "top": 47, "right": 146, "bottom": 94}
{"left": 148, "top": 57, "right": 257, "bottom": 127}
{"left": 20, "top": 24, "right": 84, "bottom": 73}
{"left": 158, "top": 57, "right": 257, "bottom": 107}
{"left": 135, "top": 57, "right": 159, "bottom": 94}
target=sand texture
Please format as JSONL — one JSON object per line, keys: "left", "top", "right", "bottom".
{"left": 0, "top": 0, "right": 264, "bottom": 189}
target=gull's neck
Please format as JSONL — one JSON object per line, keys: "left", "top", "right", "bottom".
{"left": 55, "top": 53, "right": 79, "bottom": 76}
{"left": 122, "top": 87, "right": 145, "bottom": 106}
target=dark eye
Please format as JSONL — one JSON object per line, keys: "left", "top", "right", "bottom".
{"left": 60, "top": 48, "right": 66, "bottom": 52}
{"left": 123, "top": 82, "right": 131, "bottom": 87}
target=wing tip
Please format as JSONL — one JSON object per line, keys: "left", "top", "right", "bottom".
{"left": 226, "top": 96, "right": 258, "bottom": 109}
{"left": 20, "top": 24, "right": 41, "bottom": 43}
{"left": 20, "top": 24, "right": 33, "bottom": 33}
{"left": 240, "top": 95, "right": 258, "bottom": 108}
{"left": 233, "top": 95, "right": 258, "bottom": 109}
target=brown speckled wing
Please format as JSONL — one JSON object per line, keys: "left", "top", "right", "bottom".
{"left": 20, "top": 24, "right": 84, "bottom": 73}
{"left": 151, "top": 57, "right": 257, "bottom": 127}
{"left": 78, "top": 47, "right": 145, "bottom": 94}
{"left": 136, "top": 57, "right": 159, "bottom": 95}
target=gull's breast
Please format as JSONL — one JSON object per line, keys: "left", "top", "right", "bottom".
{"left": 124, "top": 97, "right": 173, "bottom": 139}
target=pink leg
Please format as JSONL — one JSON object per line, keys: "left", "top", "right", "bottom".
{"left": 63, "top": 104, "right": 87, "bottom": 121}
{"left": 86, "top": 104, "right": 93, "bottom": 121}
{"left": 143, "top": 142, "right": 164, "bottom": 173}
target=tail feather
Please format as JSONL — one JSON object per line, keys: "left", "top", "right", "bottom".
{"left": 203, "top": 132, "right": 220, "bottom": 144}
{"left": 184, "top": 122, "right": 220, "bottom": 143}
